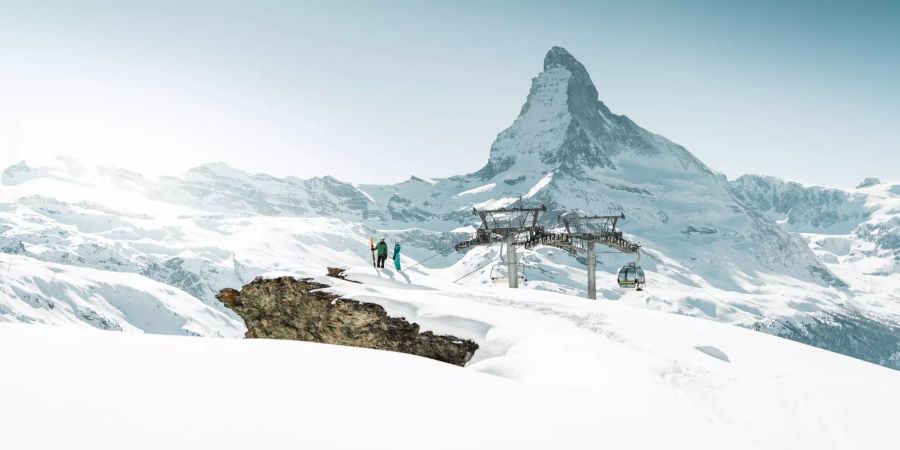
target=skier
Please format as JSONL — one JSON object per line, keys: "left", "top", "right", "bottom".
{"left": 375, "top": 238, "right": 388, "bottom": 268}
{"left": 392, "top": 242, "right": 401, "bottom": 271}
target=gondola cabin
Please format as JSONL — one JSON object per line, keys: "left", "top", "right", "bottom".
{"left": 616, "top": 262, "right": 645, "bottom": 291}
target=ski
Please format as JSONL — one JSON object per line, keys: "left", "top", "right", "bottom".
{"left": 370, "top": 238, "right": 376, "bottom": 268}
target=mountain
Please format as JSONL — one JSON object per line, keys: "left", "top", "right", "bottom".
{"left": 731, "top": 175, "right": 870, "bottom": 231}
{"left": 477, "top": 46, "right": 708, "bottom": 177}
{"left": 731, "top": 175, "right": 900, "bottom": 257}
{"left": 731, "top": 175, "right": 900, "bottom": 318}
{"left": 1, "top": 47, "right": 899, "bottom": 368}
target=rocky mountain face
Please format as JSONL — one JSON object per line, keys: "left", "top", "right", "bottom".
{"left": 217, "top": 276, "right": 478, "bottom": 366}
{"left": 731, "top": 175, "right": 870, "bottom": 232}
{"left": 476, "top": 47, "right": 708, "bottom": 179}
{"left": 730, "top": 174, "right": 899, "bottom": 276}
{"left": 1, "top": 47, "right": 898, "bottom": 368}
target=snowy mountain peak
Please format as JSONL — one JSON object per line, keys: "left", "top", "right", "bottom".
{"left": 542, "top": 46, "right": 599, "bottom": 105}
{"left": 857, "top": 177, "right": 882, "bottom": 189}
{"left": 479, "top": 47, "right": 706, "bottom": 180}
{"left": 543, "top": 46, "right": 587, "bottom": 74}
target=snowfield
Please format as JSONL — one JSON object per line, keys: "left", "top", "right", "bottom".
{"left": 2, "top": 267, "right": 898, "bottom": 449}
{"left": 455, "top": 182, "right": 496, "bottom": 197}
{"left": 0, "top": 253, "right": 243, "bottom": 336}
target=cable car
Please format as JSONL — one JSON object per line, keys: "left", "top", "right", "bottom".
{"left": 617, "top": 262, "right": 645, "bottom": 291}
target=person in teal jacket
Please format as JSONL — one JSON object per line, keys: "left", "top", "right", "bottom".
{"left": 392, "top": 242, "right": 401, "bottom": 271}
{"left": 375, "top": 238, "right": 388, "bottom": 268}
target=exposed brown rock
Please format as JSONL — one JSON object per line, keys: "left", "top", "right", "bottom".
{"left": 326, "top": 267, "right": 360, "bottom": 283}
{"left": 326, "top": 267, "right": 347, "bottom": 278}
{"left": 216, "top": 276, "right": 478, "bottom": 366}
{"left": 217, "top": 288, "right": 241, "bottom": 307}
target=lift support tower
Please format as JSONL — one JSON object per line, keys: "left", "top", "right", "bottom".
{"left": 524, "top": 213, "right": 641, "bottom": 299}
{"left": 454, "top": 204, "right": 546, "bottom": 288}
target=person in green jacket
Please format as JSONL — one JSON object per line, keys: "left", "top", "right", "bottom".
{"left": 375, "top": 238, "right": 388, "bottom": 268}
{"left": 392, "top": 242, "right": 401, "bottom": 271}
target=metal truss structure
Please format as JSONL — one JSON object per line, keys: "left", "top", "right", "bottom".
{"left": 455, "top": 206, "right": 641, "bottom": 298}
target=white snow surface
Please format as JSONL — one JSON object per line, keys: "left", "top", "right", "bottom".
{"left": 2, "top": 269, "right": 898, "bottom": 449}
{"left": 0, "top": 253, "right": 242, "bottom": 336}
{"left": 455, "top": 182, "right": 496, "bottom": 197}
{"left": 525, "top": 170, "right": 554, "bottom": 198}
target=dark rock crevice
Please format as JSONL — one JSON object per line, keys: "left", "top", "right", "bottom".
{"left": 217, "top": 276, "right": 478, "bottom": 366}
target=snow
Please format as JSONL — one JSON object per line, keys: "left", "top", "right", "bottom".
{"left": 0, "top": 323, "right": 593, "bottom": 449}
{"left": 487, "top": 66, "right": 573, "bottom": 172}
{"left": 468, "top": 196, "right": 519, "bottom": 211}
{"left": 0, "top": 253, "right": 243, "bottom": 336}
{"left": 735, "top": 177, "right": 900, "bottom": 321}
{"left": 322, "top": 270, "right": 900, "bottom": 448}
{"left": 353, "top": 184, "right": 376, "bottom": 203}
{"left": 525, "top": 170, "right": 554, "bottom": 198}
{"left": 2, "top": 269, "right": 898, "bottom": 449}
{"left": 455, "top": 182, "right": 496, "bottom": 197}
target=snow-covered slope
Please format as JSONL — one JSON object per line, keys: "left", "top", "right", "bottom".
{"left": 3, "top": 269, "right": 899, "bottom": 449}
{"left": 0, "top": 253, "right": 242, "bottom": 336}
{"left": 1, "top": 47, "right": 898, "bottom": 369}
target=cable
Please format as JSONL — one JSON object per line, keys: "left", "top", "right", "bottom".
{"left": 405, "top": 252, "right": 443, "bottom": 270}
{"left": 454, "top": 256, "right": 502, "bottom": 283}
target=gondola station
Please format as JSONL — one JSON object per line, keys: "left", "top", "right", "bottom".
{"left": 454, "top": 201, "right": 644, "bottom": 299}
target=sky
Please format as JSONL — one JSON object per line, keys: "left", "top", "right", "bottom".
{"left": 0, "top": 0, "right": 897, "bottom": 188}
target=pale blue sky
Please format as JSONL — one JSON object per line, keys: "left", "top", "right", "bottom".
{"left": 1, "top": 0, "right": 897, "bottom": 187}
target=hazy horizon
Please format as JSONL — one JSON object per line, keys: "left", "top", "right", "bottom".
{"left": 1, "top": 0, "right": 897, "bottom": 188}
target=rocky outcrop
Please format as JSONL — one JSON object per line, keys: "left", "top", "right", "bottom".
{"left": 216, "top": 276, "right": 478, "bottom": 366}
{"left": 325, "top": 267, "right": 361, "bottom": 283}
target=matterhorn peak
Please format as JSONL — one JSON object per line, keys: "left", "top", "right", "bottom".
{"left": 543, "top": 46, "right": 587, "bottom": 74}
{"left": 540, "top": 47, "right": 600, "bottom": 105}
{"left": 479, "top": 46, "right": 670, "bottom": 178}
